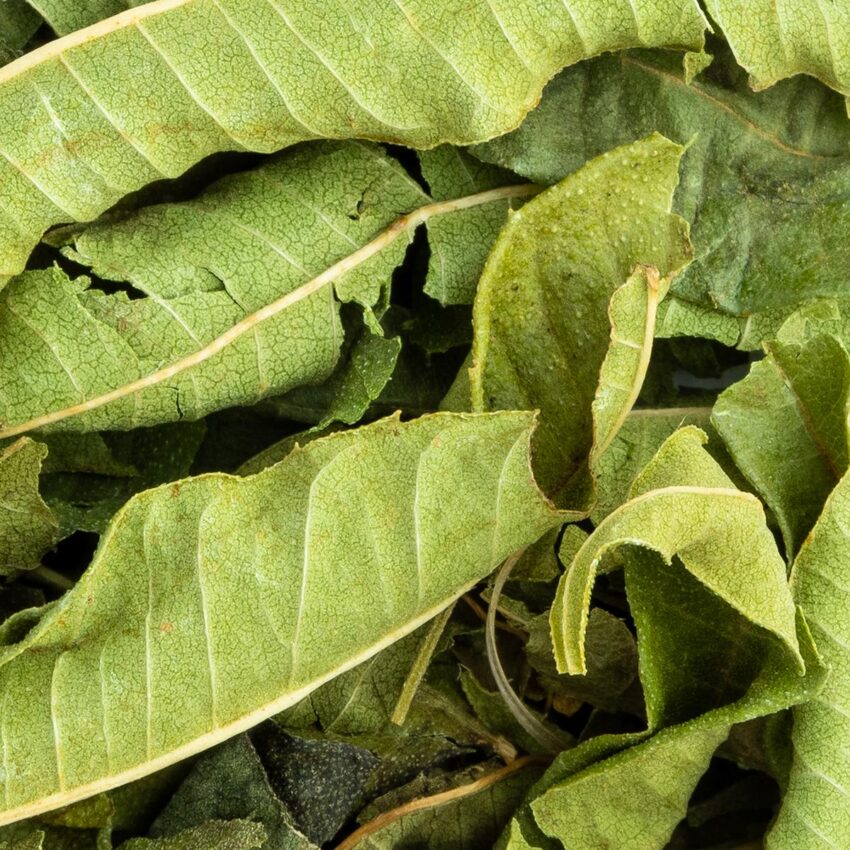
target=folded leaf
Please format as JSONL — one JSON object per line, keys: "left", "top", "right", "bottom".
{"left": 0, "top": 142, "right": 432, "bottom": 435}
{"left": 713, "top": 330, "right": 850, "bottom": 558}
{"left": 0, "top": 411, "right": 560, "bottom": 825}
{"left": 768, "top": 469, "right": 850, "bottom": 849}
{"left": 528, "top": 619, "right": 824, "bottom": 850}
{"left": 704, "top": 0, "right": 850, "bottom": 102}
{"left": 550, "top": 427, "right": 800, "bottom": 675}
{"left": 473, "top": 47, "right": 850, "bottom": 347}
{"left": 0, "top": 0, "right": 706, "bottom": 281}
{"left": 470, "top": 134, "right": 691, "bottom": 505}
{"left": 0, "top": 438, "right": 57, "bottom": 574}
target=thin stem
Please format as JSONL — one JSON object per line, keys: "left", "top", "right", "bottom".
{"left": 486, "top": 551, "right": 571, "bottom": 753}
{"left": 28, "top": 566, "right": 74, "bottom": 592}
{"left": 333, "top": 755, "right": 549, "bottom": 850}
{"left": 0, "top": 183, "right": 540, "bottom": 440}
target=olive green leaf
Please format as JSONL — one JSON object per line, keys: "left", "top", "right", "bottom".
{"left": 713, "top": 329, "right": 850, "bottom": 559}
{"left": 0, "top": 1, "right": 40, "bottom": 66}
{"left": 550, "top": 427, "right": 800, "bottom": 675}
{"left": 470, "top": 133, "right": 692, "bottom": 505}
{"left": 0, "top": 438, "right": 58, "bottom": 574}
{"left": 0, "top": 141, "right": 528, "bottom": 439}
{"left": 473, "top": 46, "right": 850, "bottom": 347}
{"left": 150, "top": 735, "right": 316, "bottom": 850}
{"left": 768, "top": 468, "right": 850, "bottom": 849}
{"left": 0, "top": 0, "right": 706, "bottom": 281}
{"left": 704, "top": 0, "right": 850, "bottom": 102}
{"left": 419, "top": 147, "right": 518, "bottom": 305}
{"left": 525, "top": 620, "right": 824, "bottom": 850}
{"left": 0, "top": 411, "right": 560, "bottom": 825}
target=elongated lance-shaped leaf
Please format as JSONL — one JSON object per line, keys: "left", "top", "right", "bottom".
{"left": 0, "top": 0, "right": 706, "bottom": 281}
{"left": 473, "top": 46, "right": 850, "bottom": 348}
{"left": 0, "top": 142, "right": 534, "bottom": 438}
{"left": 768, "top": 469, "right": 850, "bottom": 849}
{"left": 0, "top": 411, "right": 561, "bottom": 825}
{"left": 550, "top": 427, "right": 801, "bottom": 675}
{"left": 704, "top": 0, "right": 850, "bottom": 103}
{"left": 470, "top": 134, "right": 691, "bottom": 505}
{"left": 0, "top": 438, "right": 57, "bottom": 574}
{"left": 713, "top": 328, "right": 850, "bottom": 559}
{"left": 591, "top": 265, "right": 667, "bottom": 467}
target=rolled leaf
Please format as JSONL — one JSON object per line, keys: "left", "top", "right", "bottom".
{"left": 470, "top": 133, "right": 691, "bottom": 505}
{"left": 0, "top": 411, "right": 560, "bottom": 825}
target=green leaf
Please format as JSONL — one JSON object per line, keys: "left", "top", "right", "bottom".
{"left": 767, "top": 469, "right": 850, "bottom": 849}
{"left": 0, "top": 0, "right": 706, "bottom": 281}
{"left": 527, "top": 620, "right": 824, "bottom": 850}
{"left": 0, "top": 438, "right": 58, "bottom": 573}
{"left": 150, "top": 735, "right": 316, "bottom": 849}
{"left": 419, "top": 147, "right": 517, "bottom": 305}
{"left": 713, "top": 330, "right": 850, "bottom": 559}
{"left": 704, "top": 0, "right": 850, "bottom": 102}
{"left": 472, "top": 46, "right": 850, "bottom": 347}
{"left": 0, "top": 411, "right": 560, "bottom": 825}
{"left": 550, "top": 427, "right": 800, "bottom": 675}
{"left": 0, "top": 142, "right": 427, "bottom": 436}
{"left": 118, "top": 821, "right": 267, "bottom": 850}
{"left": 471, "top": 134, "right": 691, "bottom": 505}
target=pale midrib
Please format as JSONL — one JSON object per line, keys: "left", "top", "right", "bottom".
{"left": 0, "top": 183, "right": 539, "bottom": 441}
{"left": 0, "top": 585, "right": 476, "bottom": 827}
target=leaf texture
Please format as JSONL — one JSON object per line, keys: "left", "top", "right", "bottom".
{"left": 768, "top": 469, "right": 850, "bottom": 849}
{"left": 0, "top": 2, "right": 40, "bottom": 66}
{"left": 0, "top": 438, "right": 57, "bottom": 574}
{"left": 25, "top": 1, "right": 142, "bottom": 36}
{"left": 713, "top": 327, "right": 850, "bottom": 559}
{"left": 0, "top": 411, "right": 560, "bottom": 825}
{"left": 470, "top": 133, "right": 691, "bottom": 504}
{"left": 705, "top": 0, "right": 850, "bottom": 101}
{"left": 0, "top": 0, "right": 706, "bottom": 281}
{"left": 472, "top": 47, "right": 850, "bottom": 347}
{"left": 0, "top": 141, "right": 426, "bottom": 435}
{"left": 550, "top": 427, "right": 801, "bottom": 675}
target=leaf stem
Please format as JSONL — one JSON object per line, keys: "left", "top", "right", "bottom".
{"left": 0, "top": 183, "right": 540, "bottom": 440}
{"left": 333, "top": 755, "right": 549, "bottom": 850}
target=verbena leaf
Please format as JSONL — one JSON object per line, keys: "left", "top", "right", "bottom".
{"left": 470, "top": 134, "right": 691, "bottom": 505}
{"left": 419, "top": 147, "right": 516, "bottom": 305}
{"left": 0, "top": 141, "right": 426, "bottom": 435}
{"left": 0, "top": 0, "right": 706, "bottom": 280}
{"left": 527, "top": 621, "right": 824, "bottom": 850}
{"left": 0, "top": 411, "right": 560, "bottom": 825}
{"left": 768, "top": 469, "right": 850, "bottom": 849}
{"left": 550, "top": 427, "right": 801, "bottom": 675}
{"left": 0, "top": 438, "right": 57, "bottom": 573}
{"left": 704, "top": 0, "right": 850, "bottom": 101}
{"left": 713, "top": 329, "right": 850, "bottom": 559}
{"left": 472, "top": 47, "right": 850, "bottom": 347}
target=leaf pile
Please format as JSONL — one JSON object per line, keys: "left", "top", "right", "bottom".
{"left": 0, "top": 2, "right": 849, "bottom": 848}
